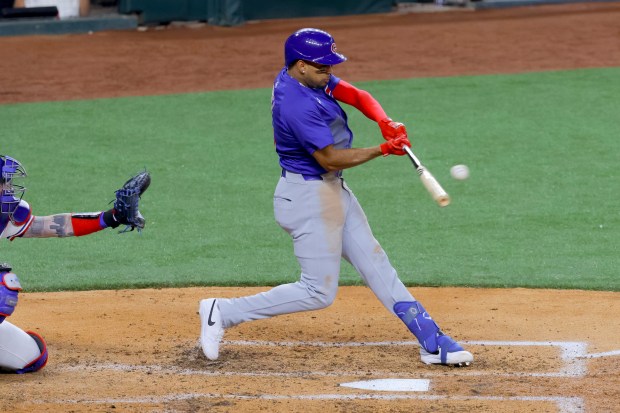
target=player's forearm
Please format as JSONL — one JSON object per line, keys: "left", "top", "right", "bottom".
{"left": 21, "top": 211, "right": 119, "bottom": 238}
{"left": 22, "top": 214, "right": 75, "bottom": 238}
{"left": 313, "top": 145, "right": 383, "bottom": 172}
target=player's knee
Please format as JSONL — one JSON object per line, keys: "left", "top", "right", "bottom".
{"left": 0, "top": 322, "right": 48, "bottom": 374}
{"left": 304, "top": 285, "right": 337, "bottom": 310}
{"left": 315, "top": 291, "right": 337, "bottom": 308}
{"left": 16, "top": 331, "right": 49, "bottom": 374}
{"left": 0, "top": 264, "right": 21, "bottom": 323}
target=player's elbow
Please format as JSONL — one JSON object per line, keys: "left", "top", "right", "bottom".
{"left": 321, "top": 163, "right": 341, "bottom": 173}
{"left": 313, "top": 146, "right": 341, "bottom": 172}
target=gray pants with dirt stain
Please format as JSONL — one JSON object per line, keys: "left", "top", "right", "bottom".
{"left": 218, "top": 171, "right": 415, "bottom": 329}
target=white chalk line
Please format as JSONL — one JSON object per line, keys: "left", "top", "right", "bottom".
{"left": 54, "top": 362, "right": 579, "bottom": 378}
{"left": 224, "top": 339, "right": 589, "bottom": 378}
{"left": 45, "top": 340, "right": 602, "bottom": 413}
{"left": 575, "top": 349, "right": 620, "bottom": 359}
{"left": 36, "top": 393, "right": 585, "bottom": 413}
{"left": 56, "top": 340, "right": 596, "bottom": 378}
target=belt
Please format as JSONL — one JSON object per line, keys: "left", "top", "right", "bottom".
{"left": 281, "top": 169, "right": 342, "bottom": 181}
{"left": 281, "top": 169, "right": 323, "bottom": 181}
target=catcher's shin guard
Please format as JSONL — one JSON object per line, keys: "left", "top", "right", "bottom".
{"left": 0, "top": 321, "right": 48, "bottom": 373}
{"left": 394, "top": 301, "right": 441, "bottom": 353}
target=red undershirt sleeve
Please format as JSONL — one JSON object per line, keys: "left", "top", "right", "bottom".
{"left": 331, "top": 79, "right": 387, "bottom": 122}
{"left": 71, "top": 212, "right": 106, "bottom": 236}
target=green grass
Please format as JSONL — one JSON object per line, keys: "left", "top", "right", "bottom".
{"left": 1, "top": 67, "right": 618, "bottom": 291}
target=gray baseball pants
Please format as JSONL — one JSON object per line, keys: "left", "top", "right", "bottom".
{"left": 218, "top": 171, "right": 415, "bottom": 329}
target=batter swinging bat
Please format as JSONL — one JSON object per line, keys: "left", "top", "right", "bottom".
{"left": 402, "top": 146, "right": 450, "bottom": 207}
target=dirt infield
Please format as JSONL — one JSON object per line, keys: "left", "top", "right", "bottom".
{"left": 5, "top": 287, "right": 620, "bottom": 412}
{"left": 1, "top": 2, "right": 619, "bottom": 412}
{"left": 2, "top": 2, "right": 620, "bottom": 104}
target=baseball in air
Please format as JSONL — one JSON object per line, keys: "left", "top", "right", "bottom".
{"left": 450, "top": 164, "right": 470, "bottom": 180}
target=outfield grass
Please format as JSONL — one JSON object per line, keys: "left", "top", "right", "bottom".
{"left": 1, "top": 68, "right": 618, "bottom": 292}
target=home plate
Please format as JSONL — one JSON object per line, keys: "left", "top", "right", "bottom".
{"left": 340, "top": 379, "right": 430, "bottom": 392}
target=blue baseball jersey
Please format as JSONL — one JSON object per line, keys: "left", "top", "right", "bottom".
{"left": 272, "top": 68, "right": 353, "bottom": 176}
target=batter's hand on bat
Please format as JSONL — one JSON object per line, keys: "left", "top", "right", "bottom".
{"left": 380, "top": 135, "right": 411, "bottom": 156}
{"left": 379, "top": 117, "right": 408, "bottom": 141}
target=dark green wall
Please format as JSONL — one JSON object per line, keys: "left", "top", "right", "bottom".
{"left": 241, "top": 0, "right": 393, "bottom": 21}
{"left": 119, "top": 0, "right": 394, "bottom": 26}
{"left": 119, "top": 0, "right": 210, "bottom": 24}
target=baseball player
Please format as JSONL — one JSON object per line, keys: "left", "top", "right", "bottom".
{"left": 0, "top": 154, "right": 150, "bottom": 373}
{"left": 199, "top": 28, "right": 473, "bottom": 366}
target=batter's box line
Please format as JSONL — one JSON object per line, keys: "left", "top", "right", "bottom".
{"left": 44, "top": 393, "right": 586, "bottom": 413}
{"left": 58, "top": 363, "right": 397, "bottom": 377}
{"left": 224, "top": 339, "right": 589, "bottom": 377}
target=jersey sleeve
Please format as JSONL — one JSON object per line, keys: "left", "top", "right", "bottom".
{"left": 325, "top": 74, "right": 341, "bottom": 97}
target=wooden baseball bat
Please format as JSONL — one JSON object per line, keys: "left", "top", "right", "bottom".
{"left": 402, "top": 146, "right": 450, "bottom": 207}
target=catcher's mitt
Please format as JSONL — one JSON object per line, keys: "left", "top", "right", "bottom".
{"left": 113, "top": 170, "right": 151, "bottom": 233}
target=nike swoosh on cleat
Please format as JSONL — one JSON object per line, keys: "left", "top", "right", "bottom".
{"left": 207, "top": 300, "right": 217, "bottom": 326}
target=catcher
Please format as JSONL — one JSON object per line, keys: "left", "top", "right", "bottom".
{"left": 0, "top": 154, "right": 150, "bottom": 373}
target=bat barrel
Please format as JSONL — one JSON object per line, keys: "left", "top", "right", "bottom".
{"left": 402, "top": 145, "right": 450, "bottom": 207}
{"left": 419, "top": 167, "right": 451, "bottom": 207}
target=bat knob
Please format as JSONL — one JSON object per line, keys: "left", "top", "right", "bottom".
{"left": 437, "top": 196, "right": 451, "bottom": 207}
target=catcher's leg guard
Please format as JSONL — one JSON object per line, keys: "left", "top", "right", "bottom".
{"left": 394, "top": 301, "right": 441, "bottom": 353}
{"left": 0, "top": 321, "right": 48, "bottom": 373}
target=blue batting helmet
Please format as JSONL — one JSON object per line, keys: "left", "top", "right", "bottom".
{"left": 0, "top": 155, "right": 27, "bottom": 218}
{"left": 284, "top": 28, "right": 347, "bottom": 67}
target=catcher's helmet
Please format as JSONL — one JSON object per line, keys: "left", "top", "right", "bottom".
{"left": 0, "top": 155, "right": 27, "bottom": 218}
{"left": 284, "top": 28, "right": 347, "bottom": 67}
